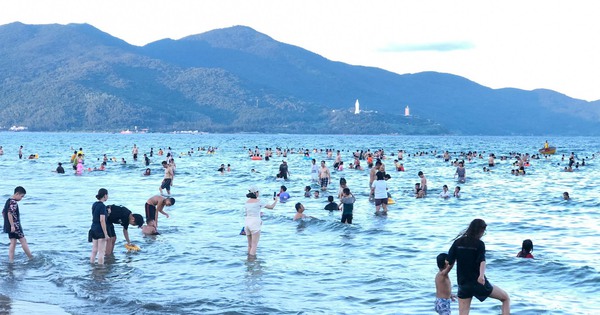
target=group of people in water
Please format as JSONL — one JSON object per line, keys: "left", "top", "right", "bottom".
{"left": 239, "top": 143, "right": 579, "bottom": 315}
{"left": 3, "top": 144, "right": 179, "bottom": 265}
{"left": 3, "top": 141, "right": 584, "bottom": 314}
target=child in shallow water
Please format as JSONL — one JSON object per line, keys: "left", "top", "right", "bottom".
{"left": 516, "top": 239, "right": 534, "bottom": 258}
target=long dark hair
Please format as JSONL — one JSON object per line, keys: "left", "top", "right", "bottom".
{"left": 454, "top": 218, "right": 487, "bottom": 242}
{"left": 518, "top": 239, "right": 533, "bottom": 257}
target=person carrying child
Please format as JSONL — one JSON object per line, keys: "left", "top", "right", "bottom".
{"left": 339, "top": 188, "right": 356, "bottom": 224}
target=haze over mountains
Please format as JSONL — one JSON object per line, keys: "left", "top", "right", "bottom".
{"left": 1, "top": 22, "right": 599, "bottom": 135}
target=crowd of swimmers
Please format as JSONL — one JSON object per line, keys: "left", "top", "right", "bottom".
{"left": 2, "top": 142, "right": 590, "bottom": 314}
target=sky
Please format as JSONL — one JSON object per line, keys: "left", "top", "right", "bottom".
{"left": 2, "top": 0, "right": 600, "bottom": 101}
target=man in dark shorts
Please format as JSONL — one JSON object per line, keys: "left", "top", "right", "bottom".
{"left": 105, "top": 205, "right": 144, "bottom": 255}
{"left": 3, "top": 186, "right": 33, "bottom": 262}
{"left": 145, "top": 195, "right": 175, "bottom": 231}
{"left": 160, "top": 161, "right": 174, "bottom": 195}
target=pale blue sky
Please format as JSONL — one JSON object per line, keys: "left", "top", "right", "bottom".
{"left": 2, "top": 0, "right": 599, "bottom": 101}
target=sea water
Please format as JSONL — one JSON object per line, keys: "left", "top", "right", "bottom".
{"left": 0, "top": 132, "right": 599, "bottom": 315}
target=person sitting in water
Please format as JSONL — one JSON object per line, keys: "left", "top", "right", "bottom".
{"left": 56, "top": 162, "right": 65, "bottom": 174}
{"left": 516, "top": 239, "right": 534, "bottom": 258}
{"left": 324, "top": 196, "right": 338, "bottom": 211}
{"left": 453, "top": 186, "right": 461, "bottom": 198}
{"left": 277, "top": 185, "right": 290, "bottom": 203}
{"left": 439, "top": 185, "right": 450, "bottom": 199}
{"left": 293, "top": 203, "right": 313, "bottom": 221}
{"left": 304, "top": 186, "right": 311, "bottom": 197}
{"left": 416, "top": 188, "right": 425, "bottom": 199}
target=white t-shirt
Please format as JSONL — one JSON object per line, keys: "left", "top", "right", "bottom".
{"left": 245, "top": 199, "right": 267, "bottom": 217}
{"left": 371, "top": 180, "right": 388, "bottom": 199}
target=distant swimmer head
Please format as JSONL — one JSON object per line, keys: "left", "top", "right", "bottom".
{"left": 328, "top": 196, "right": 334, "bottom": 202}
{"left": 295, "top": 202, "right": 304, "bottom": 212}
{"left": 563, "top": 192, "right": 570, "bottom": 200}
{"left": 521, "top": 239, "right": 533, "bottom": 254}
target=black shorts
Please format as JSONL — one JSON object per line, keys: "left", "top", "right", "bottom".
{"left": 161, "top": 178, "right": 172, "bottom": 190}
{"left": 8, "top": 231, "right": 24, "bottom": 239}
{"left": 341, "top": 214, "right": 353, "bottom": 224}
{"left": 88, "top": 229, "right": 106, "bottom": 241}
{"left": 133, "top": 153, "right": 138, "bottom": 160}
{"left": 457, "top": 279, "right": 494, "bottom": 302}
{"left": 375, "top": 198, "right": 388, "bottom": 206}
{"left": 145, "top": 203, "right": 157, "bottom": 222}
{"left": 107, "top": 222, "right": 116, "bottom": 238}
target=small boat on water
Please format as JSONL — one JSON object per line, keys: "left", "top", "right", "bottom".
{"left": 539, "top": 147, "right": 557, "bottom": 155}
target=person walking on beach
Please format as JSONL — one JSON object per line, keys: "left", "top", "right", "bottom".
{"left": 89, "top": 188, "right": 110, "bottom": 265}
{"left": 445, "top": 218, "right": 510, "bottom": 314}
{"left": 160, "top": 161, "right": 174, "bottom": 195}
{"left": 145, "top": 195, "right": 174, "bottom": 231}
{"left": 3, "top": 186, "right": 33, "bottom": 263}
{"left": 244, "top": 185, "right": 277, "bottom": 258}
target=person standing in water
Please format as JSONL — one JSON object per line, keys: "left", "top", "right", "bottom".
{"left": 3, "top": 186, "right": 33, "bottom": 263}
{"left": 160, "top": 161, "right": 174, "bottom": 195}
{"left": 145, "top": 195, "right": 175, "bottom": 230}
{"left": 244, "top": 185, "right": 277, "bottom": 258}
{"left": 105, "top": 205, "right": 144, "bottom": 255}
{"left": 89, "top": 188, "right": 110, "bottom": 265}
{"left": 445, "top": 219, "right": 510, "bottom": 314}
{"left": 132, "top": 144, "right": 139, "bottom": 161}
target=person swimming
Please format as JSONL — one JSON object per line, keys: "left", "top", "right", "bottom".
{"left": 517, "top": 239, "right": 534, "bottom": 258}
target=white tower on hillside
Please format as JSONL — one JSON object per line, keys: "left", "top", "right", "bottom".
{"left": 354, "top": 99, "right": 360, "bottom": 114}
{"left": 404, "top": 105, "right": 410, "bottom": 116}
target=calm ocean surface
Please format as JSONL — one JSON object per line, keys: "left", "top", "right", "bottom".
{"left": 0, "top": 132, "right": 599, "bottom": 315}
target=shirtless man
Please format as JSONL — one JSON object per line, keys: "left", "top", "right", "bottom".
{"left": 418, "top": 171, "right": 428, "bottom": 195}
{"left": 145, "top": 195, "right": 175, "bottom": 229}
{"left": 160, "top": 161, "right": 174, "bottom": 195}
{"left": 369, "top": 160, "right": 382, "bottom": 200}
{"left": 318, "top": 161, "right": 331, "bottom": 191}
{"left": 132, "top": 144, "right": 139, "bottom": 161}
{"left": 488, "top": 154, "right": 495, "bottom": 167}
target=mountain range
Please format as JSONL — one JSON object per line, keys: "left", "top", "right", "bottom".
{"left": 1, "top": 22, "right": 599, "bottom": 135}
